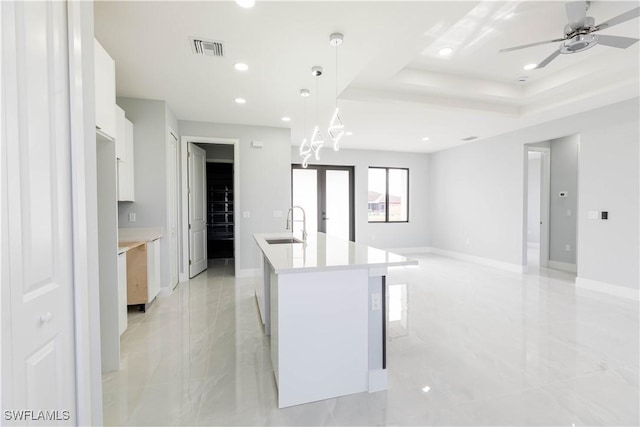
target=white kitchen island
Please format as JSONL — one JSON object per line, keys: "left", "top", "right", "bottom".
{"left": 254, "top": 232, "right": 417, "bottom": 408}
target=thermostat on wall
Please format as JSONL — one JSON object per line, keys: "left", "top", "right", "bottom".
{"left": 559, "top": 191, "right": 568, "bottom": 198}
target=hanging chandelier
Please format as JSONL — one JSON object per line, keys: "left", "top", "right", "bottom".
{"left": 328, "top": 32, "right": 345, "bottom": 151}
{"left": 310, "top": 66, "right": 324, "bottom": 160}
{"left": 298, "top": 89, "right": 312, "bottom": 168}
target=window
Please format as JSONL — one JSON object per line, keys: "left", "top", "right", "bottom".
{"left": 368, "top": 167, "right": 408, "bottom": 222}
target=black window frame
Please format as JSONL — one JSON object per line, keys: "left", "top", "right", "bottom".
{"left": 368, "top": 167, "right": 409, "bottom": 223}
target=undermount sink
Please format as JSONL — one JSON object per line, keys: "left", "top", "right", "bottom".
{"left": 266, "top": 238, "right": 303, "bottom": 245}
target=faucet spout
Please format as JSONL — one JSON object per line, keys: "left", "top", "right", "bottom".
{"left": 285, "top": 206, "right": 307, "bottom": 242}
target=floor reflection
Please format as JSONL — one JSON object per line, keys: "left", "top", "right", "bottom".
{"left": 103, "top": 255, "right": 639, "bottom": 426}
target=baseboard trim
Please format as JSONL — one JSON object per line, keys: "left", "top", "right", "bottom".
{"left": 384, "top": 247, "right": 432, "bottom": 255}
{"left": 576, "top": 277, "right": 639, "bottom": 301}
{"left": 236, "top": 268, "right": 261, "bottom": 278}
{"left": 548, "top": 260, "right": 577, "bottom": 273}
{"left": 428, "top": 247, "right": 525, "bottom": 273}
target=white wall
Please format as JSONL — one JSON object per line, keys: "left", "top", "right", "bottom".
{"left": 179, "top": 120, "right": 291, "bottom": 273}
{"left": 202, "top": 143, "right": 234, "bottom": 161}
{"left": 429, "top": 98, "right": 639, "bottom": 289}
{"left": 527, "top": 152, "right": 541, "bottom": 246}
{"left": 292, "top": 148, "right": 430, "bottom": 250}
{"left": 549, "top": 134, "right": 579, "bottom": 264}
{"left": 116, "top": 97, "right": 177, "bottom": 289}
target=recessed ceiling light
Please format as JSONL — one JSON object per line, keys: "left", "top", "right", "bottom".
{"left": 422, "top": 136, "right": 430, "bottom": 141}
{"left": 346, "top": 131, "right": 353, "bottom": 136}
{"left": 439, "top": 47, "right": 453, "bottom": 56}
{"left": 235, "top": 0, "right": 255, "bottom": 8}
{"left": 282, "top": 116, "right": 291, "bottom": 122}
{"left": 504, "top": 12, "right": 515, "bottom": 20}
{"left": 234, "top": 62, "right": 249, "bottom": 71}
{"left": 234, "top": 98, "right": 246, "bottom": 104}
{"left": 300, "top": 89, "right": 310, "bottom": 97}
{"left": 523, "top": 63, "right": 537, "bottom": 70}
{"left": 422, "top": 386, "right": 431, "bottom": 393}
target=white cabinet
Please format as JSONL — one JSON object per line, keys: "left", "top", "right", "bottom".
{"left": 94, "top": 39, "right": 116, "bottom": 140}
{"left": 117, "top": 118, "right": 135, "bottom": 201}
{"left": 117, "top": 252, "right": 128, "bottom": 336}
{"left": 146, "top": 239, "right": 161, "bottom": 303}
{"left": 115, "top": 106, "right": 126, "bottom": 160}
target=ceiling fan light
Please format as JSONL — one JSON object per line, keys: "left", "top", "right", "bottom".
{"left": 523, "top": 63, "right": 537, "bottom": 70}
{"left": 560, "top": 34, "right": 597, "bottom": 54}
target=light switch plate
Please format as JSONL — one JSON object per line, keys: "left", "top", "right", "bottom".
{"left": 371, "top": 293, "right": 381, "bottom": 311}
{"left": 128, "top": 212, "right": 136, "bottom": 222}
{"left": 588, "top": 211, "right": 598, "bottom": 220}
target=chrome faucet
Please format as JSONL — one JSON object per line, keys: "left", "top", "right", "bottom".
{"left": 285, "top": 206, "right": 307, "bottom": 242}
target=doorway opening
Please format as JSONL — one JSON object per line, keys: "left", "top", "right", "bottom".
{"left": 180, "top": 137, "right": 239, "bottom": 281}
{"left": 291, "top": 164, "right": 355, "bottom": 241}
{"left": 526, "top": 149, "right": 549, "bottom": 269}
{"left": 524, "top": 135, "right": 579, "bottom": 274}
{"left": 205, "top": 161, "right": 234, "bottom": 259}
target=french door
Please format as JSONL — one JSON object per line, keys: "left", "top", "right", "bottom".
{"left": 291, "top": 165, "right": 355, "bottom": 241}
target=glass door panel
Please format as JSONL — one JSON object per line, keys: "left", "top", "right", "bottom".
{"left": 292, "top": 165, "right": 354, "bottom": 241}
{"left": 325, "top": 170, "right": 350, "bottom": 241}
{"left": 292, "top": 168, "right": 318, "bottom": 239}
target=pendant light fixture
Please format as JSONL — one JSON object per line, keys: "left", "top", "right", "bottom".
{"left": 299, "top": 89, "right": 312, "bottom": 168}
{"left": 328, "top": 32, "right": 345, "bottom": 151}
{"left": 310, "top": 66, "right": 324, "bottom": 160}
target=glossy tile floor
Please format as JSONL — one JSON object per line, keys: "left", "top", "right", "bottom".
{"left": 103, "top": 255, "right": 639, "bottom": 426}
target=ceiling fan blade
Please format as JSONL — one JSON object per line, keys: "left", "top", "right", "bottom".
{"left": 596, "top": 7, "right": 640, "bottom": 30}
{"left": 535, "top": 50, "right": 561, "bottom": 69}
{"left": 565, "top": 1, "right": 588, "bottom": 29}
{"left": 499, "top": 38, "right": 565, "bottom": 53}
{"left": 596, "top": 34, "right": 640, "bottom": 49}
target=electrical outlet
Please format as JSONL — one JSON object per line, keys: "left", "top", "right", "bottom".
{"left": 371, "top": 293, "right": 381, "bottom": 311}
{"left": 128, "top": 212, "right": 136, "bottom": 222}
{"left": 242, "top": 211, "right": 250, "bottom": 219}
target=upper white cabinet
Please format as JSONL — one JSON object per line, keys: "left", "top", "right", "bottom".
{"left": 94, "top": 39, "right": 116, "bottom": 140}
{"left": 118, "top": 118, "right": 135, "bottom": 202}
{"left": 115, "top": 106, "right": 126, "bottom": 160}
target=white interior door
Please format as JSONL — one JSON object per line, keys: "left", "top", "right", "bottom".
{"left": 168, "top": 132, "right": 179, "bottom": 287}
{"left": 2, "top": 0, "right": 77, "bottom": 421}
{"left": 188, "top": 143, "right": 207, "bottom": 277}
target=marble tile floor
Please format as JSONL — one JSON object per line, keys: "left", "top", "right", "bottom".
{"left": 102, "top": 255, "right": 639, "bottom": 426}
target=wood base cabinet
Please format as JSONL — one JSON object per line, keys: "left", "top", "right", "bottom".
{"left": 123, "top": 238, "right": 161, "bottom": 312}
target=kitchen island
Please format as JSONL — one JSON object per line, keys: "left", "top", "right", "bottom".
{"left": 254, "top": 232, "right": 417, "bottom": 408}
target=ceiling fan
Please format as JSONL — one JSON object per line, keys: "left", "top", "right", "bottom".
{"left": 499, "top": 1, "right": 640, "bottom": 69}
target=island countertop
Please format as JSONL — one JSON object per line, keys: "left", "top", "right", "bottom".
{"left": 254, "top": 232, "right": 417, "bottom": 274}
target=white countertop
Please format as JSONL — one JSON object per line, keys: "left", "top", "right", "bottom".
{"left": 254, "top": 232, "right": 417, "bottom": 274}
{"left": 118, "top": 227, "right": 163, "bottom": 243}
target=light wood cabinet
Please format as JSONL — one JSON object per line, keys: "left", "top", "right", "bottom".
{"left": 94, "top": 39, "right": 116, "bottom": 140}
{"left": 122, "top": 239, "right": 161, "bottom": 312}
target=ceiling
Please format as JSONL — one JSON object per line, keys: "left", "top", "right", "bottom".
{"left": 95, "top": 1, "right": 640, "bottom": 153}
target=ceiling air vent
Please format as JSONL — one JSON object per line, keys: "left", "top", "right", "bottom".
{"left": 461, "top": 136, "right": 478, "bottom": 141}
{"left": 190, "top": 37, "right": 224, "bottom": 57}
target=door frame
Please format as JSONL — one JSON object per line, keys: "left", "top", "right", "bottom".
{"left": 180, "top": 136, "right": 239, "bottom": 282}
{"left": 291, "top": 164, "right": 355, "bottom": 241}
{"left": 523, "top": 146, "right": 551, "bottom": 269}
